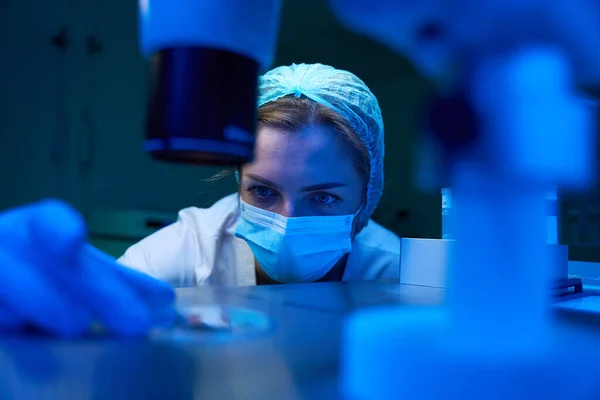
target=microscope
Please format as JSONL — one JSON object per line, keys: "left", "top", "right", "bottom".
{"left": 139, "top": 0, "right": 600, "bottom": 398}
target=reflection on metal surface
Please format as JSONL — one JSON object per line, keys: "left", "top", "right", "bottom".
{"left": 376, "top": 283, "right": 445, "bottom": 306}
{"left": 151, "top": 305, "right": 273, "bottom": 343}
{"left": 177, "top": 305, "right": 271, "bottom": 331}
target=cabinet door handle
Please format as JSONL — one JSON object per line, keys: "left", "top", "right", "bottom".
{"left": 85, "top": 35, "right": 104, "bottom": 55}
{"left": 49, "top": 26, "right": 69, "bottom": 51}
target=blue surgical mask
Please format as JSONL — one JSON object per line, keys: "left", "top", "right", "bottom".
{"left": 235, "top": 200, "right": 359, "bottom": 283}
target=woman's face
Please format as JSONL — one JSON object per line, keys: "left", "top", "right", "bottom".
{"left": 240, "top": 124, "right": 364, "bottom": 217}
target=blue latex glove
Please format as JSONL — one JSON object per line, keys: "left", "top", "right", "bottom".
{"left": 0, "top": 199, "right": 176, "bottom": 337}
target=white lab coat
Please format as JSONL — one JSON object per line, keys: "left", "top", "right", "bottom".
{"left": 118, "top": 193, "right": 401, "bottom": 286}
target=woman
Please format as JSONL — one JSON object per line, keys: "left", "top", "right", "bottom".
{"left": 0, "top": 63, "right": 399, "bottom": 336}
{"left": 119, "top": 63, "right": 400, "bottom": 286}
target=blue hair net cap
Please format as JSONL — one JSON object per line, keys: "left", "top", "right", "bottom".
{"left": 257, "top": 63, "right": 385, "bottom": 228}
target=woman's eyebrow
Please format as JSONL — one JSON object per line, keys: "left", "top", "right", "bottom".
{"left": 245, "top": 174, "right": 347, "bottom": 192}
{"left": 300, "top": 182, "right": 347, "bottom": 192}
{"left": 244, "top": 174, "right": 283, "bottom": 190}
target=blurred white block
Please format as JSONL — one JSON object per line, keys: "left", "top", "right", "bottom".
{"left": 400, "top": 239, "right": 452, "bottom": 288}
{"left": 400, "top": 238, "right": 569, "bottom": 288}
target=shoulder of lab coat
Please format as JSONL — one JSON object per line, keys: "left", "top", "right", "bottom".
{"left": 344, "top": 219, "right": 401, "bottom": 281}
{"left": 117, "top": 194, "right": 241, "bottom": 285}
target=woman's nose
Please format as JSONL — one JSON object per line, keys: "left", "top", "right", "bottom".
{"left": 279, "top": 200, "right": 298, "bottom": 218}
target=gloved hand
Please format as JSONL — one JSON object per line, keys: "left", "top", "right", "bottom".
{"left": 0, "top": 199, "right": 176, "bottom": 337}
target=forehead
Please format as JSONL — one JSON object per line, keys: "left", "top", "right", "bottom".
{"left": 245, "top": 124, "right": 359, "bottom": 183}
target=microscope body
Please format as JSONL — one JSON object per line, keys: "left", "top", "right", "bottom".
{"left": 139, "top": 0, "right": 281, "bottom": 165}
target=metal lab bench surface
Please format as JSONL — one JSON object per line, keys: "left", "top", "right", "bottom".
{"left": 0, "top": 281, "right": 443, "bottom": 400}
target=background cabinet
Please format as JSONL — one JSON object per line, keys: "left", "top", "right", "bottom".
{"left": 0, "top": 0, "right": 78, "bottom": 209}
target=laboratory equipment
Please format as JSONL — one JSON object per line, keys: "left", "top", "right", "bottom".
{"left": 398, "top": 238, "right": 569, "bottom": 289}
{"left": 399, "top": 238, "right": 451, "bottom": 288}
{"left": 327, "top": 2, "right": 600, "bottom": 399}
{"left": 139, "top": 0, "right": 281, "bottom": 165}
{"left": 547, "top": 187, "right": 559, "bottom": 245}
{"left": 441, "top": 187, "right": 454, "bottom": 239}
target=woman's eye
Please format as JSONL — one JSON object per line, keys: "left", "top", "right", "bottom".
{"left": 312, "top": 193, "right": 337, "bottom": 205}
{"left": 251, "top": 186, "right": 276, "bottom": 198}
